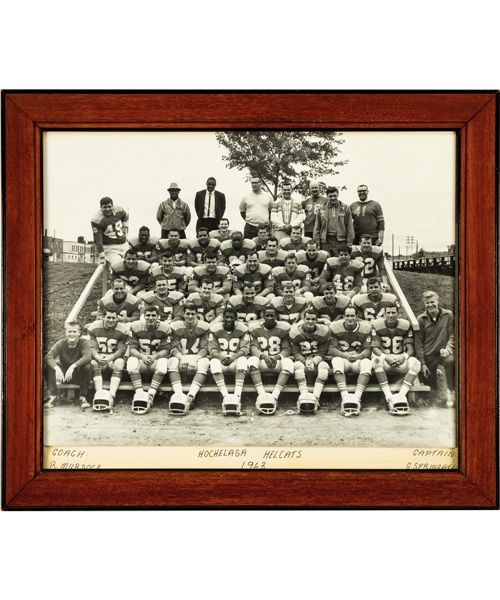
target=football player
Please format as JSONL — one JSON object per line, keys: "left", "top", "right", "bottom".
{"left": 187, "top": 252, "right": 232, "bottom": 299}
{"left": 252, "top": 223, "right": 271, "bottom": 251}
{"left": 128, "top": 226, "right": 159, "bottom": 264}
{"left": 91, "top": 196, "right": 129, "bottom": 264}
{"left": 248, "top": 306, "right": 294, "bottom": 414}
{"left": 280, "top": 225, "right": 311, "bottom": 253}
{"left": 126, "top": 306, "right": 171, "bottom": 413}
{"left": 110, "top": 249, "right": 150, "bottom": 296}
{"left": 208, "top": 306, "right": 250, "bottom": 414}
{"left": 257, "top": 237, "right": 287, "bottom": 268}
{"left": 330, "top": 306, "right": 373, "bottom": 417}
{"left": 350, "top": 234, "right": 389, "bottom": 290}
{"left": 141, "top": 276, "right": 185, "bottom": 322}
{"left": 151, "top": 228, "right": 190, "bottom": 268}
{"left": 186, "top": 278, "right": 225, "bottom": 325}
{"left": 271, "top": 281, "right": 309, "bottom": 324}
{"left": 290, "top": 309, "right": 332, "bottom": 414}
{"left": 318, "top": 245, "right": 364, "bottom": 298}
{"left": 186, "top": 227, "right": 221, "bottom": 268}
{"left": 232, "top": 251, "right": 274, "bottom": 298}
{"left": 87, "top": 308, "right": 128, "bottom": 405}
{"left": 296, "top": 240, "right": 329, "bottom": 296}
{"left": 228, "top": 282, "right": 270, "bottom": 323}
{"left": 218, "top": 231, "right": 256, "bottom": 269}
{"left": 210, "top": 217, "right": 233, "bottom": 242}
{"left": 167, "top": 303, "right": 211, "bottom": 414}
{"left": 149, "top": 250, "right": 187, "bottom": 294}
{"left": 44, "top": 321, "right": 93, "bottom": 409}
{"left": 97, "top": 278, "right": 141, "bottom": 329}
{"left": 311, "top": 282, "right": 351, "bottom": 325}
{"left": 272, "top": 252, "right": 313, "bottom": 301}
{"left": 352, "top": 277, "right": 398, "bottom": 322}
{"left": 371, "top": 303, "right": 421, "bottom": 415}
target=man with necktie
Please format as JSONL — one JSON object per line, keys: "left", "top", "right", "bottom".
{"left": 194, "top": 176, "right": 226, "bottom": 234}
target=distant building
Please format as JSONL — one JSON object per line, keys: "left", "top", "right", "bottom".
{"left": 43, "top": 232, "right": 96, "bottom": 263}
{"left": 43, "top": 233, "right": 64, "bottom": 261}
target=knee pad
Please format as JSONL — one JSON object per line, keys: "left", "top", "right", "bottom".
{"left": 126, "top": 356, "right": 139, "bottom": 373}
{"left": 318, "top": 362, "right": 329, "bottom": 381}
{"left": 294, "top": 361, "right": 305, "bottom": 377}
{"left": 332, "top": 357, "right": 344, "bottom": 373}
{"left": 372, "top": 355, "right": 385, "bottom": 372}
{"left": 209, "top": 358, "right": 222, "bottom": 374}
{"left": 197, "top": 357, "right": 209, "bottom": 374}
{"left": 247, "top": 356, "right": 260, "bottom": 370}
{"left": 408, "top": 356, "right": 421, "bottom": 374}
{"left": 360, "top": 358, "right": 372, "bottom": 375}
{"left": 155, "top": 357, "right": 168, "bottom": 376}
{"left": 168, "top": 357, "right": 180, "bottom": 372}
{"left": 281, "top": 357, "right": 294, "bottom": 373}
{"left": 235, "top": 356, "right": 248, "bottom": 372}
{"left": 113, "top": 358, "right": 125, "bottom": 372}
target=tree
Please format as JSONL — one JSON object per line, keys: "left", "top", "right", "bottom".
{"left": 215, "top": 131, "right": 348, "bottom": 200}
{"left": 417, "top": 248, "right": 426, "bottom": 258}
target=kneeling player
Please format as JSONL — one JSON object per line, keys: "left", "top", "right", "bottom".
{"left": 330, "top": 306, "right": 372, "bottom": 417}
{"left": 126, "top": 306, "right": 171, "bottom": 414}
{"left": 167, "top": 303, "right": 211, "bottom": 415}
{"left": 248, "top": 306, "right": 294, "bottom": 414}
{"left": 290, "top": 310, "right": 332, "bottom": 414}
{"left": 371, "top": 303, "right": 421, "bottom": 415}
{"left": 87, "top": 309, "right": 128, "bottom": 411}
{"left": 208, "top": 306, "right": 250, "bottom": 415}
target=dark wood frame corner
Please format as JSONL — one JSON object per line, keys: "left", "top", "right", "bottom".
{"left": 2, "top": 91, "right": 498, "bottom": 509}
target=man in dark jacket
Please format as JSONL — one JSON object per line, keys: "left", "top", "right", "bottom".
{"left": 194, "top": 177, "right": 226, "bottom": 233}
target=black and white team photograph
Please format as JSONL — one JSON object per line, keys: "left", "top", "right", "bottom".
{"left": 42, "top": 130, "right": 457, "bottom": 469}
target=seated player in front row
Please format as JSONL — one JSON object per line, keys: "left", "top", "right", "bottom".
{"left": 87, "top": 308, "right": 128, "bottom": 411}
{"left": 44, "top": 321, "right": 93, "bottom": 409}
{"left": 371, "top": 303, "right": 421, "bottom": 415}
{"left": 208, "top": 306, "right": 250, "bottom": 415}
{"left": 290, "top": 309, "right": 332, "bottom": 415}
{"left": 248, "top": 305, "right": 294, "bottom": 415}
{"left": 126, "top": 305, "right": 170, "bottom": 414}
{"left": 330, "top": 306, "right": 373, "bottom": 417}
{"left": 167, "top": 303, "right": 211, "bottom": 415}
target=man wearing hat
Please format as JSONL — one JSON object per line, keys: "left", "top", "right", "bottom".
{"left": 156, "top": 182, "right": 191, "bottom": 239}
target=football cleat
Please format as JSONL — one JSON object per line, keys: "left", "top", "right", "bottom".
{"left": 93, "top": 390, "right": 114, "bottom": 412}
{"left": 255, "top": 393, "right": 277, "bottom": 415}
{"left": 340, "top": 393, "right": 361, "bottom": 417}
{"left": 387, "top": 393, "right": 409, "bottom": 416}
{"left": 222, "top": 394, "right": 241, "bottom": 416}
{"left": 169, "top": 393, "right": 192, "bottom": 416}
{"left": 297, "top": 392, "right": 319, "bottom": 415}
{"left": 131, "top": 390, "right": 152, "bottom": 415}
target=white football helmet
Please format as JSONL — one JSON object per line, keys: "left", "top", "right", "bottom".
{"left": 255, "top": 393, "right": 277, "bottom": 415}
{"left": 341, "top": 393, "right": 361, "bottom": 417}
{"left": 169, "top": 393, "right": 191, "bottom": 416}
{"left": 222, "top": 394, "right": 241, "bottom": 416}
{"left": 131, "top": 390, "right": 152, "bottom": 415}
{"left": 93, "top": 390, "right": 114, "bottom": 412}
{"left": 388, "top": 393, "right": 410, "bottom": 416}
{"left": 297, "top": 392, "right": 319, "bottom": 415}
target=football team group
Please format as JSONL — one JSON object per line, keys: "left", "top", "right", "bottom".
{"left": 44, "top": 176, "right": 455, "bottom": 417}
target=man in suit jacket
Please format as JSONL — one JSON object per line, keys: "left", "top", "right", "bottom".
{"left": 194, "top": 177, "right": 226, "bottom": 233}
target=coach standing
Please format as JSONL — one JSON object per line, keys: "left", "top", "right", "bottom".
{"left": 194, "top": 177, "right": 226, "bottom": 233}
{"left": 239, "top": 176, "right": 274, "bottom": 240}
{"left": 156, "top": 182, "right": 191, "bottom": 239}
{"left": 349, "top": 184, "right": 385, "bottom": 246}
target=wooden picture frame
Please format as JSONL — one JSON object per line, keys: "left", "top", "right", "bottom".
{"left": 2, "top": 91, "right": 498, "bottom": 509}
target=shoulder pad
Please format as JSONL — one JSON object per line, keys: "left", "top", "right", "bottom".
{"left": 243, "top": 239, "right": 256, "bottom": 250}
{"left": 130, "top": 320, "right": 146, "bottom": 333}
{"left": 315, "top": 324, "right": 330, "bottom": 336}
{"left": 397, "top": 319, "right": 411, "bottom": 331}
{"left": 351, "top": 259, "right": 365, "bottom": 269}
{"left": 90, "top": 211, "right": 104, "bottom": 225}
{"left": 125, "top": 293, "right": 140, "bottom": 304}
{"left": 137, "top": 260, "right": 150, "bottom": 271}
{"left": 88, "top": 320, "right": 104, "bottom": 332}
{"left": 186, "top": 293, "right": 199, "bottom": 302}
{"left": 141, "top": 291, "right": 156, "bottom": 303}
{"left": 358, "top": 321, "right": 372, "bottom": 334}
{"left": 371, "top": 318, "right": 386, "bottom": 331}
{"left": 170, "top": 291, "right": 184, "bottom": 302}
{"left": 247, "top": 321, "right": 261, "bottom": 333}
{"left": 275, "top": 321, "right": 291, "bottom": 332}
{"left": 115, "top": 322, "right": 128, "bottom": 334}
{"left": 110, "top": 259, "right": 125, "bottom": 270}
{"left": 330, "top": 321, "right": 345, "bottom": 334}
{"left": 128, "top": 236, "right": 139, "bottom": 246}
{"left": 337, "top": 295, "right": 351, "bottom": 308}
{"left": 157, "top": 321, "right": 171, "bottom": 334}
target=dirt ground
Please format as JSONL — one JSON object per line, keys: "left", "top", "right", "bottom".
{"left": 44, "top": 390, "right": 456, "bottom": 448}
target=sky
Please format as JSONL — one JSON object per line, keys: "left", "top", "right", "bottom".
{"left": 43, "top": 130, "right": 456, "bottom": 254}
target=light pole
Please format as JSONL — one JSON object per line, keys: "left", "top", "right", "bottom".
{"left": 406, "top": 235, "right": 415, "bottom": 258}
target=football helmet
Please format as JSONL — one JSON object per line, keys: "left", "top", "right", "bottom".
{"left": 387, "top": 393, "right": 410, "bottom": 416}
{"left": 131, "top": 390, "right": 152, "bottom": 415}
{"left": 93, "top": 390, "right": 114, "bottom": 412}
{"left": 297, "top": 392, "right": 319, "bottom": 415}
{"left": 169, "top": 393, "right": 192, "bottom": 416}
{"left": 255, "top": 393, "right": 277, "bottom": 415}
{"left": 222, "top": 394, "right": 241, "bottom": 416}
{"left": 340, "top": 393, "right": 361, "bottom": 417}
